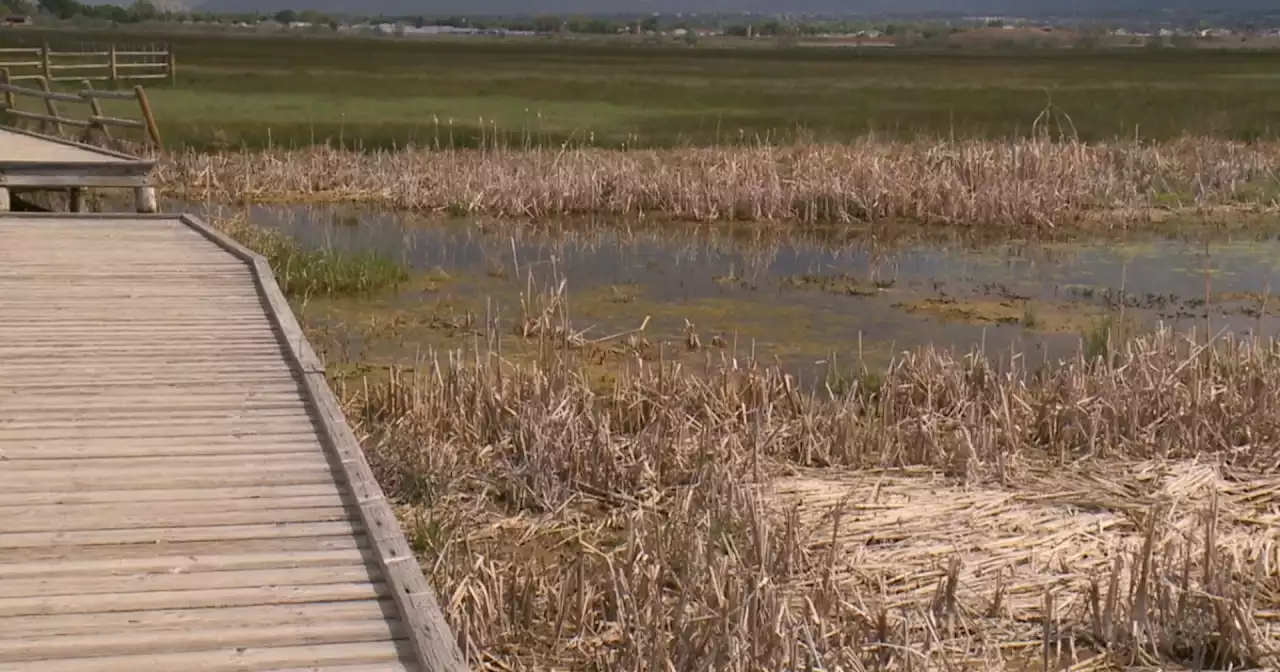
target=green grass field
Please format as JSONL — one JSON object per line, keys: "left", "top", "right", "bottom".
{"left": 4, "top": 29, "right": 1280, "bottom": 149}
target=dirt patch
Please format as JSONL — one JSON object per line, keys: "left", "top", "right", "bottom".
{"left": 765, "top": 460, "right": 1280, "bottom": 659}
{"left": 894, "top": 297, "right": 1112, "bottom": 333}
{"left": 780, "top": 273, "right": 895, "bottom": 297}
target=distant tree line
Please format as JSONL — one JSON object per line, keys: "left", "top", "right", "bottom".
{"left": 1, "top": 0, "right": 171, "bottom": 23}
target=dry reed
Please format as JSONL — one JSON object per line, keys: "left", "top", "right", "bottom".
{"left": 341, "top": 317, "right": 1280, "bottom": 670}
{"left": 160, "top": 137, "right": 1280, "bottom": 228}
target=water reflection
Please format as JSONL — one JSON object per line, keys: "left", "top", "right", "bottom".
{"left": 185, "top": 202, "right": 1280, "bottom": 376}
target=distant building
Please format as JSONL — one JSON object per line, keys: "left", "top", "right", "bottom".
{"left": 2, "top": 16, "right": 32, "bottom": 27}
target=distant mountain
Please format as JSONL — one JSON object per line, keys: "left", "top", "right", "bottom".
{"left": 192, "top": 0, "right": 1279, "bottom": 18}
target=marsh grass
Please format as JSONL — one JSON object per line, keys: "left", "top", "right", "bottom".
{"left": 11, "top": 30, "right": 1280, "bottom": 149}
{"left": 337, "top": 272, "right": 1280, "bottom": 669}
{"left": 163, "top": 137, "right": 1280, "bottom": 228}
{"left": 214, "top": 214, "right": 407, "bottom": 298}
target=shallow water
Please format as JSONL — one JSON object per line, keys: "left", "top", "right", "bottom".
{"left": 186, "top": 202, "right": 1280, "bottom": 378}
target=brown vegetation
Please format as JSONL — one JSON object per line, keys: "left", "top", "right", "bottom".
{"left": 159, "top": 138, "right": 1280, "bottom": 228}
{"left": 340, "top": 316, "right": 1280, "bottom": 670}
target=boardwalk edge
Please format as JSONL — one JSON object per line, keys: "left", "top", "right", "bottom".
{"left": 177, "top": 213, "right": 469, "bottom": 672}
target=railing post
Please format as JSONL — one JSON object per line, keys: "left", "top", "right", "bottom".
{"left": 109, "top": 44, "right": 118, "bottom": 87}
{"left": 134, "top": 84, "right": 163, "bottom": 151}
{"left": 80, "top": 79, "right": 111, "bottom": 145}
{"left": 40, "top": 42, "right": 50, "bottom": 82}
{"left": 36, "top": 76, "right": 61, "bottom": 136}
{"left": 0, "top": 68, "right": 13, "bottom": 122}
{"left": 69, "top": 188, "right": 85, "bottom": 213}
{"left": 166, "top": 42, "right": 175, "bottom": 87}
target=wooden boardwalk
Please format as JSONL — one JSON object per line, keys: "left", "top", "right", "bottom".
{"left": 0, "top": 214, "right": 464, "bottom": 671}
{"left": 0, "top": 128, "right": 156, "bottom": 212}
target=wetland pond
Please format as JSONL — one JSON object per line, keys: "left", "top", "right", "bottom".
{"left": 187, "top": 202, "right": 1280, "bottom": 383}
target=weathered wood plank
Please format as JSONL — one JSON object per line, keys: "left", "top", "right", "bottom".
{"left": 0, "top": 600, "right": 397, "bottom": 638}
{"left": 0, "top": 547, "right": 370, "bottom": 579}
{"left": 0, "top": 214, "right": 456, "bottom": 671}
{"left": 0, "top": 582, "right": 392, "bottom": 617}
{"left": 0, "top": 620, "right": 407, "bottom": 663}
{"left": 0, "top": 641, "right": 416, "bottom": 672}
{"left": 0, "top": 127, "right": 129, "bottom": 164}
{"left": 0, "top": 535, "right": 368, "bottom": 563}
{"left": 0, "top": 505, "right": 357, "bottom": 534}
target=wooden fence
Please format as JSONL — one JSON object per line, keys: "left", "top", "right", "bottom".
{"left": 0, "top": 69, "right": 163, "bottom": 150}
{"left": 0, "top": 43, "right": 174, "bottom": 85}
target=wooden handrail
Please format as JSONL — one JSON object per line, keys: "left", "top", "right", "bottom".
{"left": 0, "top": 81, "right": 83, "bottom": 103}
{"left": 0, "top": 69, "right": 163, "bottom": 150}
{"left": 0, "top": 42, "right": 174, "bottom": 85}
{"left": 80, "top": 88, "right": 140, "bottom": 101}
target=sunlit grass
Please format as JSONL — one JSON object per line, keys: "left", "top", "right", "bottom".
{"left": 214, "top": 214, "right": 407, "bottom": 298}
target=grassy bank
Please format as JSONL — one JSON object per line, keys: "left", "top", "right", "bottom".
{"left": 341, "top": 321, "right": 1280, "bottom": 669}
{"left": 5, "top": 30, "right": 1280, "bottom": 148}
{"left": 162, "top": 138, "right": 1280, "bottom": 227}
{"left": 213, "top": 214, "right": 407, "bottom": 298}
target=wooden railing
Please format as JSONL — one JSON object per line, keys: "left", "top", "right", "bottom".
{"left": 0, "top": 42, "right": 174, "bottom": 85}
{"left": 0, "top": 69, "right": 163, "bottom": 151}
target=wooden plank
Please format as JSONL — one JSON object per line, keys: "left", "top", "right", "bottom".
{"left": 0, "top": 582, "right": 391, "bottom": 617}
{"left": 0, "top": 81, "right": 83, "bottom": 102}
{"left": 0, "top": 378, "right": 300, "bottom": 391}
{"left": 0, "top": 483, "right": 344, "bottom": 507}
{"left": 0, "top": 417, "right": 322, "bottom": 435}
{"left": 0, "top": 600, "right": 397, "bottom": 637}
{"left": 0, "top": 437, "right": 321, "bottom": 460}
{"left": 0, "top": 127, "right": 130, "bottom": 164}
{"left": 0, "top": 459, "right": 336, "bottom": 480}
{"left": 3, "top": 108, "right": 91, "bottom": 127}
{"left": 0, "top": 547, "right": 369, "bottom": 579}
{"left": 78, "top": 88, "right": 138, "bottom": 100}
{"left": 48, "top": 63, "right": 109, "bottom": 71}
{"left": 1, "top": 398, "right": 308, "bottom": 414}
{"left": 0, "top": 357, "right": 286, "bottom": 368}
{"left": 0, "top": 398, "right": 310, "bottom": 415}
{"left": 0, "top": 376, "right": 302, "bottom": 390}
{"left": 0, "top": 329, "right": 281, "bottom": 339}
{"left": 0, "top": 422, "right": 325, "bottom": 442}
{"left": 0, "top": 173, "right": 152, "bottom": 188}
{"left": 0, "top": 390, "right": 305, "bottom": 406}
{"left": 0, "top": 641, "right": 415, "bottom": 671}
{"left": 0, "top": 620, "right": 407, "bottom": 663}
{"left": 0, "top": 506, "right": 356, "bottom": 534}
{"left": 0, "top": 451, "right": 330, "bottom": 471}
{"left": 89, "top": 114, "right": 145, "bottom": 130}
{"left": 0, "top": 521, "right": 364, "bottom": 550}
{"left": 31, "top": 660, "right": 414, "bottom": 672}
{"left": 2, "top": 565, "right": 382, "bottom": 599}
{"left": 0, "top": 467, "right": 341, "bottom": 492}
{"left": 0, "top": 346, "right": 289, "bottom": 359}
{"left": 0, "top": 535, "right": 368, "bottom": 563}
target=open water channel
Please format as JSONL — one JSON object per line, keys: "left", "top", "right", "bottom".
{"left": 186, "top": 202, "right": 1280, "bottom": 381}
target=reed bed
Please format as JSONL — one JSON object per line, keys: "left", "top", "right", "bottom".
{"left": 161, "top": 137, "right": 1280, "bottom": 228}
{"left": 340, "top": 319, "right": 1280, "bottom": 671}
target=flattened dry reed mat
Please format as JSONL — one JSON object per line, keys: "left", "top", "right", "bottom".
{"left": 160, "top": 138, "right": 1280, "bottom": 227}
{"left": 338, "top": 325, "right": 1280, "bottom": 671}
